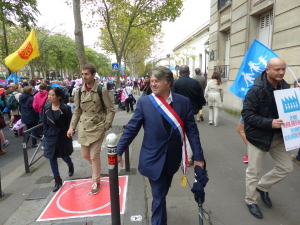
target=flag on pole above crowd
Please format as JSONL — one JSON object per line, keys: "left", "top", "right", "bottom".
{"left": 229, "top": 39, "right": 279, "bottom": 99}
{"left": 6, "top": 73, "right": 22, "bottom": 84}
{"left": 4, "top": 29, "right": 40, "bottom": 72}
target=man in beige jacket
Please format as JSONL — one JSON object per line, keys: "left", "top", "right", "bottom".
{"left": 67, "top": 63, "right": 115, "bottom": 194}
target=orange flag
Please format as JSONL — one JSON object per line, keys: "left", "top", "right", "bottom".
{"left": 4, "top": 29, "right": 40, "bottom": 72}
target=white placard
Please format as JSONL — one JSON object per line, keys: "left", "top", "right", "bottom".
{"left": 274, "top": 88, "right": 300, "bottom": 151}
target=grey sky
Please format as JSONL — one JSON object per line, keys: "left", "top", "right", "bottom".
{"left": 36, "top": 0, "right": 210, "bottom": 57}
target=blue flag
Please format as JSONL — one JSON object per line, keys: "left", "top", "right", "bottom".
{"left": 229, "top": 40, "right": 279, "bottom": 99}
{"left": 50, "top": 83, "right": 61, "bottom": 88}
{"left": 6, "top": 73, "right": 22, "bottom": 84}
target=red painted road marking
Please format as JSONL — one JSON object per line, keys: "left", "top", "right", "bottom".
{"left": 37, "top": 176, "right": 128, "bottom": 221}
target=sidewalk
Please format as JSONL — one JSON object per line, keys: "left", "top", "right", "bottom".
{"left": 1, "top": 102, "right": 299, "bottom": 225}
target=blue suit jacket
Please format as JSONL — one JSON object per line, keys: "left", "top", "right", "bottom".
{"left": 117, "top": 92, "right": 204, "bottom": 181}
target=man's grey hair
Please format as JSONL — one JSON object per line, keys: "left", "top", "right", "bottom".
{"left": 151, "top": 66, "right": 174, "bottom": 87}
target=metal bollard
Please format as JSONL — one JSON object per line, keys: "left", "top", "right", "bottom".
{"left": 106, "top": 133, "right": 121, "bottom": 225}
{"left": 22, "top": 135, "right": 30, "bottom": 173}
{"left": 0, "top": 172, "right": 4, "bottom": 198}
{"left": 124, "top": 147, "right": 130, "bottom": 172}
{"left": 122, "top": 125, "right": 130, "bottom": 172}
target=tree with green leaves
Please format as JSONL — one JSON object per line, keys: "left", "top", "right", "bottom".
{"left": 0, "top": 0, "right": 39, "bottom": 74}
{"left": 82, "top": 0, "right": 183, "bottom": 85}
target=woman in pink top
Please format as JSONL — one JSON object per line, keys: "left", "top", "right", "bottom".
{"left": 33, "top": 83, "right": 48, "bottom": 118}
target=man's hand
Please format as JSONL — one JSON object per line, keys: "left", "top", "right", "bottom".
{"left": 272, "top": 119, "right": 284, "bottom": 129}
{"left": 67, "top": 128, "right": 74, "bottom": 138}
{"left": 194, "top": 160, "right": 205, "bottom": 169}
{"left": 117, "top": 155, "right": 123, "bottom": 167}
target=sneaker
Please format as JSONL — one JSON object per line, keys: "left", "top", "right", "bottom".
{"left": 3, "top": 140, "right": 9, "bottom": 147}
{"left": 91, "top": 182, "right": 100, "bottom": 195}
{"left": 0, "top": 149, "right": 6, "bottom": 155}
{"left": 291, "top": 154, "right": 300, "bottom": 165}
{"left": 209, "top": 121, "right": 213, "bottom": 125}
{"left": 243, "top": 155, "right": 249, "bottom": 163}
{"left": 214, "top": 124, "right": 218, "bottom": 127}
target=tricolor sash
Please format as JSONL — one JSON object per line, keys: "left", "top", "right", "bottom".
{"left": 149, "top": 93, "right": 188, "bottom": 186}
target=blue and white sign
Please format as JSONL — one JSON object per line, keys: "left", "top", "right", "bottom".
{"left": 229, "top": 40, "right": 279, "bottom": 99}
{"left": 274, "top": 88, "right": 300, "bottom": 151}
{"left": 112, "top": 63, "right": 119, "bottom": 71}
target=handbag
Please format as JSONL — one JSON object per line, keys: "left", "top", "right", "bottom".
{"left": 12, "top": 119, "right": 25, "bottom": 131}
{"left": 0, "top": 112, "right": 6, "bottom": 129}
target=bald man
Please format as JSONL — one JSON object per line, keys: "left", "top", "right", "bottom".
{"left": 241, "top": 58, "right": 293, "bottom": 219}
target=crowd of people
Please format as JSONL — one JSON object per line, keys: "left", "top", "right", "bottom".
{"left": 1, "top": 58, "right": 300, "bottom": 223}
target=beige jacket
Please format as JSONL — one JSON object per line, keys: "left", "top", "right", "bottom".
{"left": 70, "top": 81, "right": 115, "bottom": 146}
{"left": 205, "top": 79, "right": 223, "bottom": 107}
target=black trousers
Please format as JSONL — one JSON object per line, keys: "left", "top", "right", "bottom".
{"left": 125, "top": 98, "right": 133, "bottom": 112}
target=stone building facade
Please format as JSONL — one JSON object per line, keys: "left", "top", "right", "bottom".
{"left": 172, "top": 21, "right": 210, "bottom": 78}
{"left": 209, "top": 0, "right": 300, "bottom": 112}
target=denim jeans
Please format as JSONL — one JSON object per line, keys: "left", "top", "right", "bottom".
{"left": 49, "top": 156, "right": 73, "bottom": 177}
{"left": 296, "top": 148, "right": 300, "bottom": 161}
{"left": 26, "top": 123, "right": 38, "bottom": 145}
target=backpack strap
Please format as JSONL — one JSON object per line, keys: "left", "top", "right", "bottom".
{"left": 78, "top": 85, "right": 106, "bottom": 113}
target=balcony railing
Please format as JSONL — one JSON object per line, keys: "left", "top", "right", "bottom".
{"left": 214, "top": 65, "right": 229, "bottom": 79}
{"left": 218, "top": 0, "right": 232, "bottom": 10}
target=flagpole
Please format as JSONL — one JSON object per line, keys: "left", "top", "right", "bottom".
{"left": 287, "top": 67, "right": 299, "bottom": 84}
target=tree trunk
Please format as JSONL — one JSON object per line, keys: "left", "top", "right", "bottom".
{"left": 72, "top": 0, "right": 87, "bottom": 68}
{"left": 1, "top": 19, "right": 11, "bottom": 75}
{"left": 29, "top": 62, "right": 34, "bottom": 80}
{"left": 116, "top": 57, "right": 122, "bottom": 87}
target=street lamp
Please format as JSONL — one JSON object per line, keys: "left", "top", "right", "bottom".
{"left": 167, "top": 54, "right": 170, "bottom": 67}
{"left": 204, "top": 40, "right": 209, "bottom": 76}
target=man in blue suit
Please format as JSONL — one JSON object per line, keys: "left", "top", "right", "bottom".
{"left": 117, "top": 66, "right": 205, "bottom": 225}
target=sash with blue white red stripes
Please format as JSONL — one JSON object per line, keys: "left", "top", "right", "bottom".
{"left": 149, "top": 93, "right": 188, "bottom": 186}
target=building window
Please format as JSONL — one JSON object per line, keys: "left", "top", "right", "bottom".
{"left": 259, "top": 10, "right": 273, "bottom": 48}
{"left": 218, "top": 0, "right": 232, "bottom": 10}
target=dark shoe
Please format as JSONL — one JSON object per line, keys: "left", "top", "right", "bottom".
{"left": 256, "top": 188, "right": 272, "bottom": 207}
{"left": 200, "top": 115, "right": 204, "bottom": 121}
{"left": 68, "top": 164, "right": 74, "bottom": 177}
{"left": 14, "top": 131, "right": 18, "bottom": 137}
{"left": 247, "top": 204, "right": 263, "bottom": 219}
{"left": 53, "top": 176, "right": 62, "bottom": 192}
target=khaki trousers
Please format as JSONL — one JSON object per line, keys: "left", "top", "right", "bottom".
{"left": 81, "top": 133, "right": 105, "bottom": 183}
{"left": 196, "top": 107, "right": 204, "bottom": 121}
{"left": 245, "top": 133, "right": 293, "bottom": 204}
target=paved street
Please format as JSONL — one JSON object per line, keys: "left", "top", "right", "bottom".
{"left": 0, "top": 99, "right": 299, "bottom": 224}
